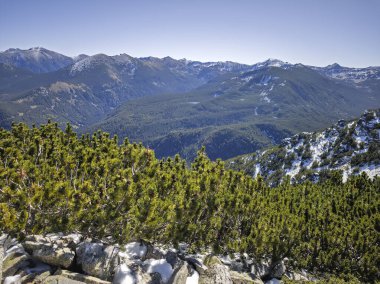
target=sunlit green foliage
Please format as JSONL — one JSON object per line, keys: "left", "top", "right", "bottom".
{"left": 0, "top": 122, "right": 379, "bottom": 282}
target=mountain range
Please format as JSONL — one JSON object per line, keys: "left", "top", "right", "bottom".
{"left": 1, "top": 47, "right": 379, "bottom": 160}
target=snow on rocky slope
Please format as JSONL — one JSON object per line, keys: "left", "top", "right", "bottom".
{"left": 311, "top": 63, "right": 380, "bottom": 83}
{"left": 228, "top": 109, "right": 380, "bottom": 185}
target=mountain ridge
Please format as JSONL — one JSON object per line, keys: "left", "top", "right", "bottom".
{"left": 2, "top": 47, "right": 380, "bottom": 73}
{"left": 1, "top": 47, "right": 380, "bottom": 161}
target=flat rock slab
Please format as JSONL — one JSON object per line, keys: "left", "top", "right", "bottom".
{"left": 44, "top": 275, "right": 86, "bottom": 284}
{"left": 230, "top": 271, "right": 263, "bottom": 284}
{"left": 3, "top": 254, "right": 30, "bottom": 278}
{"left": 56, "top": 269, "right": 111, "bottom": 284}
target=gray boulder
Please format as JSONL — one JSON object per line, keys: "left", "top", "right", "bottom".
{"left": 76, "top": 242, "right": 119, "bottom": 280}
{"left": 168, "top": 263, "right": 189, "bottom": 284}
{"left": 251, "top": 260, "right": 271, "bottom": 279}
{"left": 270, "top": 260, "right": 286, "bottom": 279}
{"left": 199, "top": 255, "right": 232, "bottom": 284}
{"left": 33, "top": 245, "right": 75, "bottom": 268}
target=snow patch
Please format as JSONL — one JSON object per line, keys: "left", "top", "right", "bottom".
{"left": 259, "top": 91, "right": 271, "bottom": 103}
{"left": 263, "top": 97, "right": 271, "bottom": 103}
{"left": 119, "top": 242, "right": 147, "bottom": 260}
{"left": 143, "top": 259, "right": 173, "bottom": 283}
{"left": 359, "top": 164, "right": 380, "bottom": 179}
{"left": 265, "top": 279, "right": 281, "bottom": 284}
{"left": 114, "top": 263, "right": 136, "bottom": 284}
{"left": 3, "top": 275, "right": 21, "bottom": 284}
{"left": 285, "top": 159, "right": 302, "bottom": 178}
{"left": 254, "top": 163, "right": 261, "bottom": 178}
{"left": 186, "top": 270, "right": 199, "bottom": 284}
{"left": 241, "top": 75, "right": 254, "bottom": 83}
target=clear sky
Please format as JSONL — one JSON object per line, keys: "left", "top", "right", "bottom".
{"left": 0, "top": 0, "right": 379, "bottom": 67}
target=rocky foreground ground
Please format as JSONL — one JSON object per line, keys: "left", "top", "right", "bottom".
{"left": 0, "top": 233, "right": 315, "bottom": 284}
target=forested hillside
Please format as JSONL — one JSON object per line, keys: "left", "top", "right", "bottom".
{"left": 86, "top": 64, "right": 380, "bottom": 161}
{"left": 0, "top": 122, "right": 379, "bottom": 282}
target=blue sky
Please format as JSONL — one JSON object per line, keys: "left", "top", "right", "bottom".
{"left": 0, "top": 0, "right": 379, "bottom": 67}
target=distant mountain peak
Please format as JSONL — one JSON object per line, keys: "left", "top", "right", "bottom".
{"left": 73, "top": 54, "right": 89, "bottom": 62}
{"left": 326, "top": 63, "right": 343, "bottom": 69}
{"left": 265, "top": 58, "right": 286, "bottom": 65}
{"left": 0, "top": 47, "right": 73, "bottom": 73}
{"left": 250, "top": 58, "right": 292, "bottom": 71}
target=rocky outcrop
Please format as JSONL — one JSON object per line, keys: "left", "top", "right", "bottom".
{"left": 23, "top": 234, "right": 78, "bottom": 268}
{"left": 1, "top": 233, "right": 317, "bottom": 284}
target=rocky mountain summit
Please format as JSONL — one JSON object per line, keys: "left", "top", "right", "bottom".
{"left": 228, "top": 109, "right": 380, "bottom": 185}
{"left": 0, "top": 233, "right": 313, "bottom": 284}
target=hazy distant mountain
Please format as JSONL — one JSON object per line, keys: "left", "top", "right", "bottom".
{"left": 0, "top": 47, "right": 74, "bottom": 73}
{"left": 0, "top": 47, "right": 379, "bottom": 160}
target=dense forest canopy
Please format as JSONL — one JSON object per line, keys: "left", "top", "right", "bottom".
{"left": 0, "top": 122, "right": 379, "bottom": 282}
